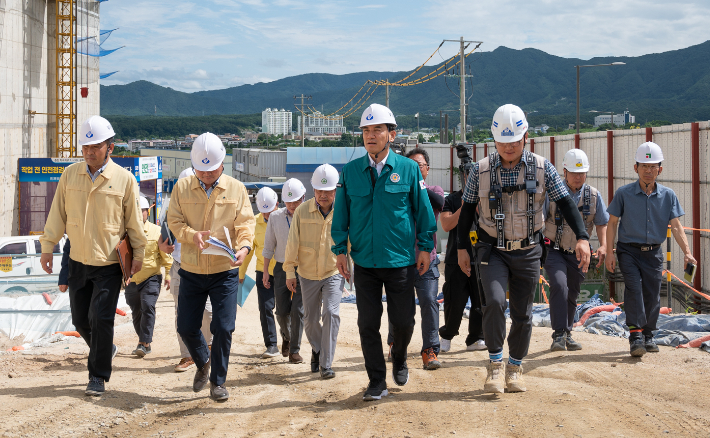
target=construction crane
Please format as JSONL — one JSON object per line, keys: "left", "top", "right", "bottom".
{"left": 56, "top": 0, "right": 77, "bottom": 158}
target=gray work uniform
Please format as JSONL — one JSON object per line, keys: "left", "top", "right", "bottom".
{"left": 264, "top": 207, "right": 304, "bottom": 354}
{"left": 543, "top": 183, "right": 609, "bottom": 333}
{"left": 464, "top": 150, "right": 570, "bottom": 360}
{"left": 300, "top": 274, "right": 345, "bottom": 369}
{"left": 607, "top": 181, "right": 684, "bottom": 335}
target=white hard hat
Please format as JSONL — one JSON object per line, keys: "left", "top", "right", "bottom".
{"left": 281, "top": 178, "right": 306, "bottom": 203}
{"left": 491, "top": 104, "right": 528, "bottom": 143}
{"left": 311, "top": 163, "right": 339, "bottom": 191}
{"left": 256, "top": 187, "right": 278, "bottom": 213}
{"left": 178, "top": 167, "right": 195, "bottom": 180}
{"left": 139, "top": 196, "right": 150, "bottom": 210}
{"left": 635, "top": 141, "right": 664, "bottom": 164}
{"left": 79, "top": 115, "right": 116, "bottom": 146}
{"left": 191, "top": 132, "right": 226, "bottom": 172}
{"left": 563, "top": 149, "right": 590, "bottom": 173}
{"left": 360, "top": 103, "right": 397, "bottom": 128}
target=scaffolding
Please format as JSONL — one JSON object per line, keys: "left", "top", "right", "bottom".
{"left": 55, "top": 0, "right": 76, "bottom": 158}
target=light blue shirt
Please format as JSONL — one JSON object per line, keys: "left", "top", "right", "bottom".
{"left": 198, "top": 176, "right": 221, "bottom": 199}
{"left": 607, "top": 181, "right": 684, "bottom": 245}
{"left": 86, "top": 160, "right": 109, "bottom": 182}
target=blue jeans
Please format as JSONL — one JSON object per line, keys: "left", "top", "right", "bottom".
{"left": 388, "top": 257, "right": 441, "bottom": 354}
{"left": 177, "top": 268, "right": 239, "bottom": 386}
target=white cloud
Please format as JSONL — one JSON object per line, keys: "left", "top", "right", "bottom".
{"left": 98, "top": 0, "right": 710, "bottom": 92}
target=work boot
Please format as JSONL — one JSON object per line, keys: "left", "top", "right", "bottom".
{"left": 505, "top": 364, "right": 527, "bottom": 393}
{"left": 193, "top": 356, "right": 211, "bottom": 392}
{"left": 209, "top": 382, "right": 229, "bottom": 401}
{"left": 311, "top": 350, "right": 320, "bottom": 373}
{"left": 550, "top": 330, "right": 566, "bottom": 352}
{"left": 320, "top": 367, "right": 335, "bottom": 379}
{"left": 565, "top": 332, "right": 582, "bottom": 351}
{"left": 289, "top": 352, "right": 304, "bottom": 364}
{"left": 174, "top": 357, "right": 195, "bottom": 372}
{"left": 281, "top": 341, "right": 290, "bottom": 357}
{"left": 85, "top": 375, "right": 105, "bottom": 396}
{"left": 629, "top": 333, "right": 646, "bottom": 357}
{"left": 644, "top": 335, "right": 660, "bottom": 353}
{"left": 483, "top": 361, "right": 505, "bottom": 394}
{"left": 421, "top": 347, "right": 441, "bottom": 370}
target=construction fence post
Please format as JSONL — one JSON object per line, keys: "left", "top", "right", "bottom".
{"left": 667, "top": 227, "right": 672, "bottom": 311}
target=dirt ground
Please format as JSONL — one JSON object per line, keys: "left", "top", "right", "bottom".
{"left": 1, "top": 257, "right": 709, "bottom": 438}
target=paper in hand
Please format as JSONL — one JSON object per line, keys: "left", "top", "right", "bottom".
{"left": 201, "top": 226, "right": 237, "bottom": 262}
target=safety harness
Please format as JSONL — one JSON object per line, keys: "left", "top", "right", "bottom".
{"left": 553, "top": 184, "right": 591, "bottom": 250}
{"left": 487, "top": 151, "right": 539, "bottom": 250}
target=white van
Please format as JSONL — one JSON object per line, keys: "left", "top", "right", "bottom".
{"left": 0, "top": 235, "right": 67, "bottom": 278}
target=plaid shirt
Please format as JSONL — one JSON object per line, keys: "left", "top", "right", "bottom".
{"left": 198, "top": 176, "right": 221, "bottom": 198}
{"left": 462, "top": 150, "right": 568, "bottom": 204}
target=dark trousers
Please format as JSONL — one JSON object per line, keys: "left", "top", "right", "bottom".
{"left": 439, "top": 263, "right": 484, "bottom": 345}
{"left": 255, "top": 270, "right": 277, "bottom": 348}
{"left": 617, "top": 242, "right": 664, "bottom": 336}
{"left": 354, "top": 264, "right": 416, "bottom": 384}
{"left": 67, "top": 259, "right": 123, "bottom": 382}
{"left": 477, "top": 243, "right": 541, "bottom": 360}
{"left": 125, "top": 274, "right": 162, "bottom": 344}
{"left": 177, "top": 268, "right": 239, "bottom": 386}
{"left": 544, "top": 249, "right": 585, "bottom": 333}
{"left": 273, "top": 262, "right": 304, "bottom": 354}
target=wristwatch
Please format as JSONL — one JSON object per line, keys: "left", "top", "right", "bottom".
{"left": 240, "top": 246, "right": 252, "bottom": 255}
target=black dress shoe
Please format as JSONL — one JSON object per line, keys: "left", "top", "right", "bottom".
{"left": 193, "top": 356, "right": 211, "bottom": 392}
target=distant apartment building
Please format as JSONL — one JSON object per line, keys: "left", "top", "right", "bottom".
{"left": 594, "top": 110, "right": 635, "bottom": 127}
{"left": 129, "top": 139, "right": 175, "bottom": 151}
{"left": 297, "top": 111, "right": 345, "bottom": 135}
{"left": 262, "top": 108, "right": 293, "bottom": 135}
{"left": 244, "top": 132, "right": 259, "bottom": 143}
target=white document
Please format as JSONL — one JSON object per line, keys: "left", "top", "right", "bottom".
{"left": 202, "top": 226, "right": 236, "bottom": 262}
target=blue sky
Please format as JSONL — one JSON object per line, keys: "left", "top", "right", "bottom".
{"left": 99, "top": 0, "right": 710, "bottom": 92}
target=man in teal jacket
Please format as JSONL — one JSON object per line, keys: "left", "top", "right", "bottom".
{"left": 331, "top": 103, "right": 437, "bottom": 401}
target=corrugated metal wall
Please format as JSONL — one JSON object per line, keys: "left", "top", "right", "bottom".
{"left": 472, "top": 122, "right": 710, "bottom": 304}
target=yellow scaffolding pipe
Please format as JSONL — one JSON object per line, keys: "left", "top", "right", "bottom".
{"left": 56, "top": 0, "right": 76, "bottom": 157}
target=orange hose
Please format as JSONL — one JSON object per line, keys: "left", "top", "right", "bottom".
{"left": 54, "top": 331, "right": 81, "bottom": 337}
{"left": 677, "top": 334, "right": 710, "bottom": 349}
{"left": 660, "top": 307, "right": 672, "bottom": 314}
{"left": 573, "top": 304, "right": 618, "bottom": 327}
{"left": 115, "top": 308, "right": 126, "bottom": 316}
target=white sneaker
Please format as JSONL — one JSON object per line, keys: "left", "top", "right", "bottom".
{"left": 467, "top": 339, "right": 487, "bottom": 351}
{"left": 440, "top": 338, "right": 451, "bottom": 353}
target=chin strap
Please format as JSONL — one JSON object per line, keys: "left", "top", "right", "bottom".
{"left": 374, "top": 141, "right": 390, "bottom": 160}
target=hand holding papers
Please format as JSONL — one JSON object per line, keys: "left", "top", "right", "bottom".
{"left": 201, "top": 226, "right": 237, "bottom": 262}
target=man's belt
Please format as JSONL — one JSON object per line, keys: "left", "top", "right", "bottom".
{"left": 478, "top": 229, "right": 543, "bottom": 251}
{"left": 621, "top": 242, "right": 661, "bottom": 252}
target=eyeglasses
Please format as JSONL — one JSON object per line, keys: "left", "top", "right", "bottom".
{"left": 638, "top": 164, "right": 660, "bottom": 171}
{"left": 417, "top": 163, "right": 429, "bottom": 170}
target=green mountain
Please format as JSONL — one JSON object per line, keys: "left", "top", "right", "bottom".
{"left": 101, "top": 41, "right": 710, "bottom": 125}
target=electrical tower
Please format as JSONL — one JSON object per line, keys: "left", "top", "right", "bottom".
{"left": 293, "top": 94, "right": 312, "bottom": 148}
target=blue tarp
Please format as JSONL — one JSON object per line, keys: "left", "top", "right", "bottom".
{"left": 100, "top": 71, "right": 118, "bottom": 79}
{"left": 243, "top": 182, "right": 284, "bottom": 190}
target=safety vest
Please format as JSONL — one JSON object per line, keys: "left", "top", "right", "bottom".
{"left": 478, "top": 151, "right": 546, "bottom": 250}
{"left": 543, "top": 184, "right": 598, "bottom": 252}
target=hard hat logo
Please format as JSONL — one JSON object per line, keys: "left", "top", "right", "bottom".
{"left": 202, "top": 158, "right": 210, "bottom": 164}
{"left": 576, "top": 162, "right": 583, "bottom": 167}
{"left": 516, "top": 120, "right": 524, "bottom": 127}
{"left": 86, "top": 131, "right": 93, "bottom": 138}
{"left": 646, "top": 153, "right": 652, "bottom": 159}
{"left": 501, "top": 128, "right": 514, "bottom": 137}
{"left": 321, "top": 178, "right": 328, "bottom": 184}
{"left": 366, "top": 114, "right": 374, "bottom": 121}
{"left": 288, "top": 192, "right": 293, "bottom": 197}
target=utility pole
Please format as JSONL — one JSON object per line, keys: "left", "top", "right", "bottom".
{"left": 386, "top": 83, "right": 390, "bottom": 108}
{"left": 293, "top": 94, "right": 312, "bottom": 148}
{"left": 443, "top": 37, "right": 481, "bottom": 144}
